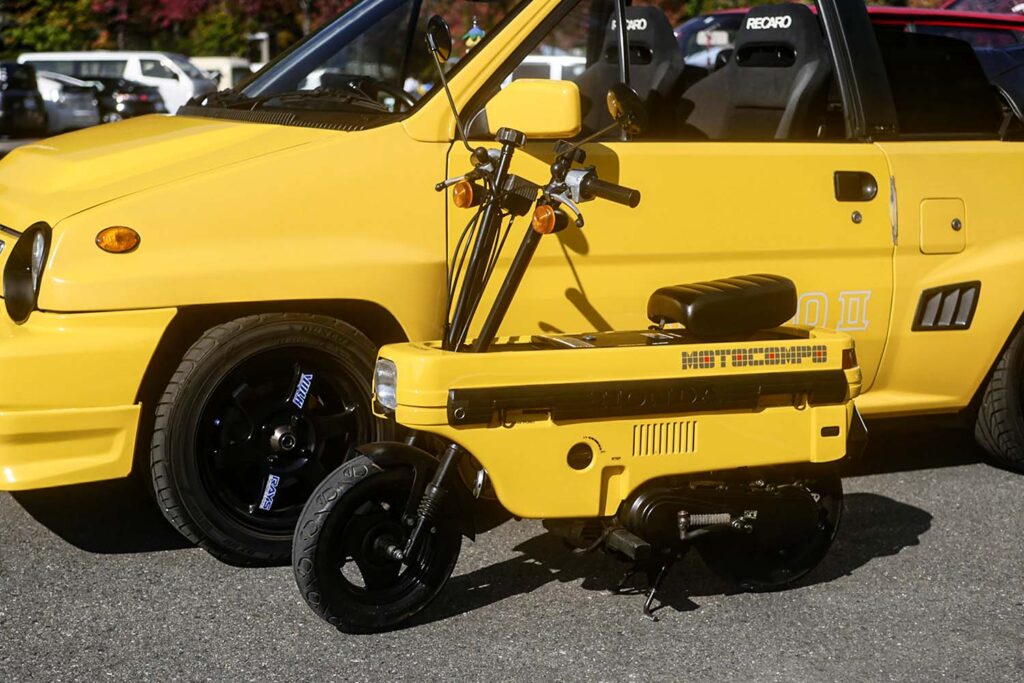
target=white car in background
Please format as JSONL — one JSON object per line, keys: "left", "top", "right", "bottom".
{"left": 508, "top": 54, "right": 587, "bottom": 82}
{"left": 190, "top": 56, "right": 253, "bottom": 90}
{"left": 35, "top": 71, "right": 100, "bottom": 134}
{"left": 18, "top": 51, "right": 216, "bottom": 113}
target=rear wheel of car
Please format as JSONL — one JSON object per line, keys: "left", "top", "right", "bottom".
{"left": 150, "top": 313, "right": 381, "bottom": 565}
{"left": 975, "top": 327, "right": 1024, "bottom": 473}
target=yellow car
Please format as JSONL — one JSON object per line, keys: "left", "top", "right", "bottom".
{"left": 1, "top": 0, "right": 1022, "bottom": 564}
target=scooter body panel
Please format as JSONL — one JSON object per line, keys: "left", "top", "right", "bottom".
{"left": 376, "top": 326, "right": 860, "bottom": 519}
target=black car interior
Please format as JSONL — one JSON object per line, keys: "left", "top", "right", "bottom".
{"left": 564, "top": 2, "right": 1008, "bottom": 141}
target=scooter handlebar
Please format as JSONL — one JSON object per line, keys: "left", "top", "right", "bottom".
{"left": 581, "top": 176, "right": 641, "bottom": 208}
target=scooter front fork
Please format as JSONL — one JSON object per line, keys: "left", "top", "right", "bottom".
{"left": 385, "top": 442, "right": 465, "bottom": 563}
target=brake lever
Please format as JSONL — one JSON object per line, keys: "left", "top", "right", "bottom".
{"left": 549, "top": 192, "right": 584, "bottom": 228}
{"left": 434, "top": 164, "right": 494, "bottom": 192}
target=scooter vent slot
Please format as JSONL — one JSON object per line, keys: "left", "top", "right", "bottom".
{"left": 632, "top": 420, "right": 698, "bottom": 457}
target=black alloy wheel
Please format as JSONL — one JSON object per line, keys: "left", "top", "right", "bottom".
{"left": 151, "top": 313, "right": 380, "bottom": 565}
{"left": 195, "top": 347, "right": 370, "bottom": 535}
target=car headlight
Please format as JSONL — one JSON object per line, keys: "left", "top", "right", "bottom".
{"left": 374, "top": 358, "right": 398, "bottom": 411}
{"left": 3, "top": 223, "right": 51, "bottom": 324}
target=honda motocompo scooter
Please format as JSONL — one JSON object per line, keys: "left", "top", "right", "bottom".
{"left": 292, "top": 14, "right": 866, "bottom": 633}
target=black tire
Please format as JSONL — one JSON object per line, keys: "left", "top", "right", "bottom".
{"left": 697, "top": 465, "right": 843, "bottom": 591}
{"left": 293, "top": 455, "right": 462, "bottom": 633}
{"left": 975, "top": 327, "right": 1024, "bottom": 473}
{"left": 150, "top": 313, "right": 380, "bottom": 565}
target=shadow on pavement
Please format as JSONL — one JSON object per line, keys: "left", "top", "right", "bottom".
{"left": 418, "top": 491, "right": 932, "bottom": 626}
{"left": 11, "top": 477, "right": 192, "bottom": 554}
{"left": 6, "top": 425, "right": 963, "bottom": 561}
{"left": 843, "top": 424, "right": 986, "bottom": 477}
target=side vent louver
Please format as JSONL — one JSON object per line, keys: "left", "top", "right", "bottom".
{"left": 632, "top": 420, "right": 698, "bottom": 457}
{"left": 913, "top": 282, "right": 980, "bottom": 331}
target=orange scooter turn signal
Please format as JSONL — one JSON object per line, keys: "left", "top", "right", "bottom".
{"left": 532, "top": 204, "right": 568, "bottom": 234}
{"left": 452, "top": 180, "right": 483, "bottom": 209}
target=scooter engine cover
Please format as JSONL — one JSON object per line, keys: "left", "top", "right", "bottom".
{"left": 647, "top": 274, "right": 797, "bottom": 339}
{"left": 623, "top": 481, "right": 820, "bottom": 548}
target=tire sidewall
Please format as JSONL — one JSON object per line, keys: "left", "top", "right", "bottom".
{"left": 155, "top": 314, "right": 379, "bottom": 564}
{"left": 293, "top": 456, "right": 462, "bottom": 633}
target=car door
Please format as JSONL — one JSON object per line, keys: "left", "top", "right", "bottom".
{"left": 451, "top": 0, "right": 895, "bottom": 389}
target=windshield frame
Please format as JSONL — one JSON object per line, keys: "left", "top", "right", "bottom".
{"left": 235, "top": 0, "right": 529, "bottom": 120}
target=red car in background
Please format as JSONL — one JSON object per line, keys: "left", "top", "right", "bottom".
{"left": 940, "top": 0, "right": 1023, "bottom": 15}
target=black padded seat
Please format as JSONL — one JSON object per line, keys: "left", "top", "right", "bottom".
{"left": 681, "top": 3, "right": 833, "bottom": 140}
{"left": 647, "top": 274, "right": 797, "bottom": 340}
{"left": 574, "top": 6, "right": 684, "bottom": 135}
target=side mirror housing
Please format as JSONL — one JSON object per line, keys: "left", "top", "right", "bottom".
{"left": 486, "top": 80, "right": 582, "bottom": 139}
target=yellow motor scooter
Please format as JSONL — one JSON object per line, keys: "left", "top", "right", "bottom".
{"left": 292, "top": 13, "right": 865, "bottom": 633}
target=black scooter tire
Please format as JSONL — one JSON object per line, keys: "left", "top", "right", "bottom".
{"left": 293, "top": 455, "right": 461, "bottom": 633}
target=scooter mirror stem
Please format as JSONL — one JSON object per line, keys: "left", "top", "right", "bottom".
{"left": 429, "top": 49, "right": 475, "bottom": 154}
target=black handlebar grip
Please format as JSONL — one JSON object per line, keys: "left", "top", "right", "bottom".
{"left": 582, "top": 176, "right": 641, "bottom": 208}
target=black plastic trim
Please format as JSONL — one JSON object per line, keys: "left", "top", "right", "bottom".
{"left": 448, "top": 369, "right": 849, "bottom": 426}
{"left": 817, "top": 0, "right": 899, "bottom": 140}
{"left": 0, "top": 224, "right": 22, "bottom": 238}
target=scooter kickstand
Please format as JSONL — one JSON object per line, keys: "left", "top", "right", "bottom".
{"left": 642, "top": 558, "right": 675, "bottom": 622}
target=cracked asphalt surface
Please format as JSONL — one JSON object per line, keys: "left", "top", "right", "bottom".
{"left": 1, "top": 425, "right": 1022, "bottom": 682}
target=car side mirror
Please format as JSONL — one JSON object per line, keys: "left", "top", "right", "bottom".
{"left": 426, "top": 15, "right": 453, "bottom": 64}
{"left": 606, "top": 83, "right": 646, "bottom": 136}
{"left": 486, "top": 80, "right": 582, "bottom": 139}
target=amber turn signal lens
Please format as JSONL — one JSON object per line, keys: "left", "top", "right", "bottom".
{"left": 452, "top": 180, "right": 476, "bottom": 209}
{"left": 842, "top": 348, "right": 858, "bottom": 370}
{"left": 96, "top": 226, "right": 141, "bottom": 253}
{"left": 532, "top": 204, "right": 557, "bottom": 234}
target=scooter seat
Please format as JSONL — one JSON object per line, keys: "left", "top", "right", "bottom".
{"left": 647, "top": 274, "right": 798, "bottom": 340}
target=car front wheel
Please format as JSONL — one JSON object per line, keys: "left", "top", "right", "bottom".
{"left": 150, "top": 313, "right": 380, "bottom": 565}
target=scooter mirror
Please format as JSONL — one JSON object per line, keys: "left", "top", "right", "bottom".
{"left": 426, "top": 15, "right": 453, "bottom": 64}
{"left": 606, "top": 84, "right": 647, "bottom": 137}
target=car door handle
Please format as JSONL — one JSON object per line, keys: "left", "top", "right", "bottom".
{"left": 834, "top": 171, "right": 878, "bottom": 202}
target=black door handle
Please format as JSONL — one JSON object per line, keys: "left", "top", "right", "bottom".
{"left": 834, "top": 171, "right": 878, "bottom": 202}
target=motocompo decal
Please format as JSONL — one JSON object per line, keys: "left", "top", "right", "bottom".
{"left": 681, "top": 344, "right": 828, "bottom": 370}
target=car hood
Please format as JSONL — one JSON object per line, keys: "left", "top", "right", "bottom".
{"left": 0, "top": 113, "right": 326, "bottom": 229}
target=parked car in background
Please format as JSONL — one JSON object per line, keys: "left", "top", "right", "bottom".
{"left": 35, "top": 71, "right": 100, "bottom": 134}
{"left": 190, "top": 56, "right": 252, "bottom": 90}
{"left": 84, "top": 76, "right": 167, "bottom": 122}
{"left": 510, "top": 54, "right": 587, "bottom": 81}
{"left": 0, "top": 63, "right": 47, "bottom": 138}
{"left": 18, "top": 51, "right": 216, "bottom": 113}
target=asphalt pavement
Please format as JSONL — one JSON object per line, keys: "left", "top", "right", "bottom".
{"left": 1, "top": 425, "right": 1022, "bottom": 682}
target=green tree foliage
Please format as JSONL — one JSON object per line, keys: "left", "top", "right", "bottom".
{"left": 187, "top": 4, "right": 252, "bottom": 56}
{"left": 0, "top": 0, "right": 947, "bottom": 59}
{"left": 0, "top": 0, "right": 101, "bottom": 55}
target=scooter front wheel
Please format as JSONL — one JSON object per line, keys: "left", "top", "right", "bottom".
{"left": 697, "top": 465, "right": 843, "bottom": 591}
{"left": 292, "top": 455, "right": 461, "bottom": 633}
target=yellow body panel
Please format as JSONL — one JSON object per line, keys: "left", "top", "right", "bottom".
{"left": 380, "top": 329, "right": 859, "bottom": 518}
{"left": 0, "top": 308, "right": 175, "bottom": 489}
{"left": 0, "top": 0, "right": 1021, "bottom": 489}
